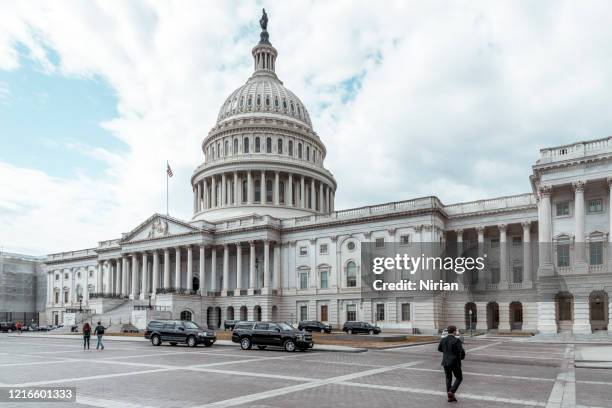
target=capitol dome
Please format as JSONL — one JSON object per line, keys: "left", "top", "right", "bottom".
{"left": 191, "top": 10, "right": 336, "bottom": 222}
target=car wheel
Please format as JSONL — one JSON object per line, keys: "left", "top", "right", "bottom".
{"left": 151, "top": 335, "right": 162, "bottom": 346}
{"left": 257, "top": 345, "right": 267, "bottom": 350}
{"left": 368, "top": 329, "right": 374, "bottom": 335}
{"left": 347, "top": 329, "right": 353, "bottom": 334}
{"left": 284, "top": 340, "right": 296, "bottom": 352}
{"left": 240, "top": 337, "right": 252, "bottom": 350}
{"left": 187, "top": 336, "right": 197, "bottom": 348}
{"left": 170, "top": 342, "right": 177, "bottom": 346}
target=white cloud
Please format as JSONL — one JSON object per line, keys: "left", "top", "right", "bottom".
{"left": 2, "top": 1, "right": 612, "bottom": 254}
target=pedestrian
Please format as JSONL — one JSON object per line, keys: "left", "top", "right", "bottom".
{"left": 82, "top": 322, "right": 91, "bottom": 350}
{"left": 94, "top": 321, "right": 106, "bottom": 351}
{"left": 15, "top": 321, "right": 22, "bottom": 335}
{"left": 438, "top": 325, "right": 465, "bottom": 402}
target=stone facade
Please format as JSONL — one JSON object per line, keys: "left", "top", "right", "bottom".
{"left": 43, "top": 20, "right": 612, "bottom": 335}
{"left": 0, "top": 252, "right": 46, "bottom": 324}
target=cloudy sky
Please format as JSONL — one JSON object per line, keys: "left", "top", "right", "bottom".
{"left": 1, "top": 1, "right": 612, "bottom": 255}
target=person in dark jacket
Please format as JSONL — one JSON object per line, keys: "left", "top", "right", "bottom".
{"left": 94, "top": 321, "right": 106, "bottom": 350}
{"left": 438, "top": 325, "right": 466, "bottom": 402}
{"left": 82, "top": 322, "right": 91, "bottom": 350}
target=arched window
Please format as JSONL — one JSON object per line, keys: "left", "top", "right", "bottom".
{"left": 282, "top": 99, "right": 287, "bottom": 110}
{"left": 346, "top": 261, "right": 357, "bottom": 287}
{"left": 248, "top": 96, "right": 252, "bottom": 107}
{"left": 266, "top": 179, "right": 273, "bottom": 203}
{"left": 277, "top": 138, "right": 283, "bottom": 154}
{"left": 306, "top": 146, "right": 310, "bottom": 161}
{"left": 266, "top": 137, "right": 272, "bottom": 153}
{"left": 274, "top": 98, "right": 279, "bottom": 108}
{"left": 290, "top": 102, "right": 294, "bottom": 112}
{"left": 298, "top": 143, "right": 303, "bottom": 159}
{"left": 233, "top": 138, "right": 238, "bottom": 154}
{"left": 279, "top": 181, "right": 285, "bottom": 204}
{"left": 224, "top": 140, "right": 229, "bottom": 156}
{"left": 180, "top": 310, "right": 192, "bottom": 321}
{"left": 244, "top": 137, "right": 250, "bottom": 153}
{"left": 256, "top": 95, "right": 261, "bottom": 106}
{"left": 255, "top": 137, "right": 260, "bottom": 153}
{"left": 297, "top": 105, "right": 301, "bottom": 117}
{"left": 288, "top": 140, "right": 293, "bottom": 156}
{"left": 211, "top": 146, "right": 215, "bottom": 158}
{"left": 242, "top": 180, "right": 248, "bottom": 203}
{"left": 217, "top": 142, "right": 220, "bottom": 158}
{"left": 255, "top": 180, "right": 261, "bottom": 203}
{"left": 265, "top": 96, "right": 270, "bottom": 106}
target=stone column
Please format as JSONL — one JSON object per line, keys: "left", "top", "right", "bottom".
{"left": 174, "top": 247, "right": 181, "bottom": 289}
{"left": 236, "top": 244, "right": 243, "bottom": 292}
{"left": 288, "top": 174, "right": 293, "bottom": 207}
{"left": 196, "top": 183, "right": 201, "bottom": 212}
{"left": 233, "top": 172, "right": 239, "bottom": 206}
{"left": 96, "top": 262, "right": 103, "bottom": 294}
{"left": 247, "top": 171, "right": 253, "bottom": 204}
{"left": 83, "top": 270, "right": 89, "bottom": 303}
{"left": 499, "top": 224, "right": 508, "bottom": 286}
{"left": 131, "top": 254, "right": 138, "bottom": 299}
{"left": 310, "top": 178, "right": 316, "bottom": 210}
{"left": 47, "top": 271, "right": 53, "bottom": 305}
{"left": 573, "top": 181, "right": 588, "bottom": 274}
{"left": 538, "top": 186, "right": 553, "bottom": 277}
{"left": 211, "top": 177, "right": 216, "bottom": 208}
{"left": 141, "top": 252, "right": 148, "bottom": 300}
{"left": 221, "top": 173, "right": 226, "bottom": 207}
{"left": 211, "top": 247, "right": 217, "bottom": 291}
{"left": 105, "top": 261, "right": 112, "bottom": 295}
{"left": 222, "top": 244, "right": 229, "bottom": 292}
{"left": 522, "top": 221, "right": 532, "bottom": 283}
{"left": 199, "top": 245, "right": 205, "bottom": 295}
{"left": 263, "top": 240, "right": 270, "bottom": 290}
{"left": 331, "top": 191, "right": 334, "bottom": 212}
{"left": 152, "top": 251, "right": 159, "bottom": 298}
{"left": 498, "top": 302, "right": 511, "bottom": 331}
{"left": 163, "top": 248, "right": 170, "bottom": 289}
{"left": 187, "top": 246, "right": 193, "bottom": 291}
{"left": 203, "top": 179, "right": 208, "bottom": 209}
{"left": 273, "top": 243, "right": 280, "bottom": 289}
{"left": 300, "top": 176, "right": 305, "bottom": 208}
{"left": 249, "top": 241, "right": 256, "bottom": 292}
{"left": 477, "top": 227, "right": 486, "bottom": 287}
{"left": 274, "top": 171, "right": 280, "bottom": 205}
{"left": 122, "top": 256, "right": 129, "bottom": 297}
{"left": 319, "top": 182, "right": 324, "bottom": 212}
{"left": 115, "top": 258, "right": 122, "bottom": 295}
{"left": 609, "top": 178, "right": 612, "bottom": 269}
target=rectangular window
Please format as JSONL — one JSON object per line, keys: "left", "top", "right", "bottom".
{"left": 401, "top": 303, "right": 411, "bottom": 321}
{"left": 299, "top": 272, "right": 308, "bottom": 289}
{"left": 491, "top": 266, "right": 500, "bottom": 284}
{"left": 590, "top": 241, "right": 603, "bottom": 265}
{"left": 320, "top": 305, "right": 328, "bottom": 322}
{"left": 320, "top": 271, "right": 328, "bottom": 289}
{"left": 319, "top": 244, "right": 328, "bottom": 255}
{"left": 346, "top": 304, "right": 356, "bottom": 322}
{"left": 512, "top": 237, "right": 522, "bottom": 247}
{"left": 299, "top": 246, "right": 308, "bottom": 256}
{"left": 375, "top": 304, "right": 385, "bottom": 321}
{"left": 490, "top": 239, "right": 499, "bottom": 248}
{"left": 54, "top": 292, "right": 59, "bottom": 303}
{"left": 512, "top": 264, "right": 523, "bottom": 283}
{"left": 400, "top": 235, "right": 410, "bottom": 246}
{"left": 557, "top": 243, "right": 570, "bottom": 267}
{"left": 588, "top": 198, "right": 603, "bottom": 214}
{"left": 63, "top": 291, "right": 69, "bottom": 303}
{"left": 55, "top": 275, "right": 59, "bottom": 281}
{"left": 300, "top": 305, "right": 308, "bottom": 321}
{"left": 556, "top": 201, "right": 570, "bottom": 216}
{"left": 375, "top": 238, "right": 385, "bottom": 248}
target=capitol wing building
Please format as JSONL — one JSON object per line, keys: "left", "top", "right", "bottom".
{"left": 44, "top": 17, "right": 612, "bottom": 336}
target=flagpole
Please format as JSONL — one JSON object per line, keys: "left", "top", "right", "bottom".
{"left": 166, "top": 160, "right": 169, "bottom": 215}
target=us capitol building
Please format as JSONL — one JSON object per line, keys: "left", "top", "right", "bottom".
{"left": 44, "top": 12, "right": 612, "bottom": 335}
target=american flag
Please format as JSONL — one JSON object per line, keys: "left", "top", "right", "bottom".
{"left": 166, "top": 162, "right": 173, "bottom": 177}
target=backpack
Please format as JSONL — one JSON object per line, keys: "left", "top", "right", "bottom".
{"left": 96, "top": 326, "right": 105, "bottom": 335}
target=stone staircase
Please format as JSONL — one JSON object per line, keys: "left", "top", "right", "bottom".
{"left": 84, "top": 300, "right": 147, "bottom": 333}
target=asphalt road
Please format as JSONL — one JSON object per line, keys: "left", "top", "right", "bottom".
{"left": 0, "top": 334, "right": 607, "bottom": 407}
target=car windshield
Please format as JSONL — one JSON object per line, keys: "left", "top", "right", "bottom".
{"left": 182, "top": 321, "right": 201, "bottom": 329}
{"left": 278, "top": 323, "right": 294, "bottom": 331}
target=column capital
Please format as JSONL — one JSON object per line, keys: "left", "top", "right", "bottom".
{"left": 497, "top": 224, "right": 507, "bottom": 232}
{"left": 476, "top": 226, "right": 485, "bottom": 234}
{"left": 330, "top": 235, "right": 338, "bottom": 242}
{"left": 572, "top": 180, "right": 585, "bottom": 192}
{"left": 538, "top": 185, "right": 552, "bottom": 197}
{"left": 521, "top": 221, "right": 531, "bottom": 229}
{"left": 249, "top": 240, "right": 256, "bottom": 247}
{"left": 455, "top": 229, "right": 464, "bottom": 235}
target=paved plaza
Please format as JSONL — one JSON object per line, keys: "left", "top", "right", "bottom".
{"left": 0, "top": 335, "right": 609, "bottom": 407}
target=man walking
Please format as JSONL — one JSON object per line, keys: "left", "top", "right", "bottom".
{"left": 438, "top": 325, "right": 465, "bottom": 402}
{"left": 94, "top": 321, "right": 106, "bottom": 351}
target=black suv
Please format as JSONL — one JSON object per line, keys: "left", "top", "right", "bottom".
{"left": 232, "top": 321, "right": 314, "bottom": 352}
{"left": 223, "top": 320, "right": 238, "bottom": 330}
{"left": 298, "top": 320, "right": 332, "bottom": 333}
{"left": 342, "top": 321, "right": 381, "bottom": 335}
{"left": 145, "top": 320, "right": 216, "bottom": 347}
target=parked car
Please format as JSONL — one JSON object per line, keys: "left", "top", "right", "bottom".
{"left": 232, "top": 321, "right": 314, "bottom": 352}
{"left": 298, "top": 320, "right": 332, "bottom": 333}
{"left": 0, "top": 322, "right": 16, "bottom": 333}
{"left": 223, "top": 320, "right": 238, "bottom": 330}
{"left": 342, "top": 321, "right": 381, "bottom": 335}
{"left": 144, "top": 320, "right": 216, "bottom": 347}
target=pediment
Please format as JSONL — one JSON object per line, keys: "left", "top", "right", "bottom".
{"left": 121, "top": 214, "right": 200, "bottom": 243}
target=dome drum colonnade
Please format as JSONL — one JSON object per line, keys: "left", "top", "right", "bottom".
{"left": 191, "top": 14, "right": 336, "bottom": 221}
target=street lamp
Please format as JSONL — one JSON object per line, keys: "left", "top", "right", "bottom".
{"left": 468, "top": 309, "right": 473, "bottom": 337}
{"left": 148, "top": 294, "right": 152, "bottom": 310}
{"left": 78, "top": 295, "right": 83, "bottom": 312}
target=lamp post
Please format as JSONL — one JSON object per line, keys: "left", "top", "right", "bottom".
{"left": 78, "top": 295, "right": 83, "bottom": 312}
{"left": 469, "top": 309, "right": 473, "bottom": 337}
{"left": 148, "top": 294, "right": 152, "bottom": 310}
